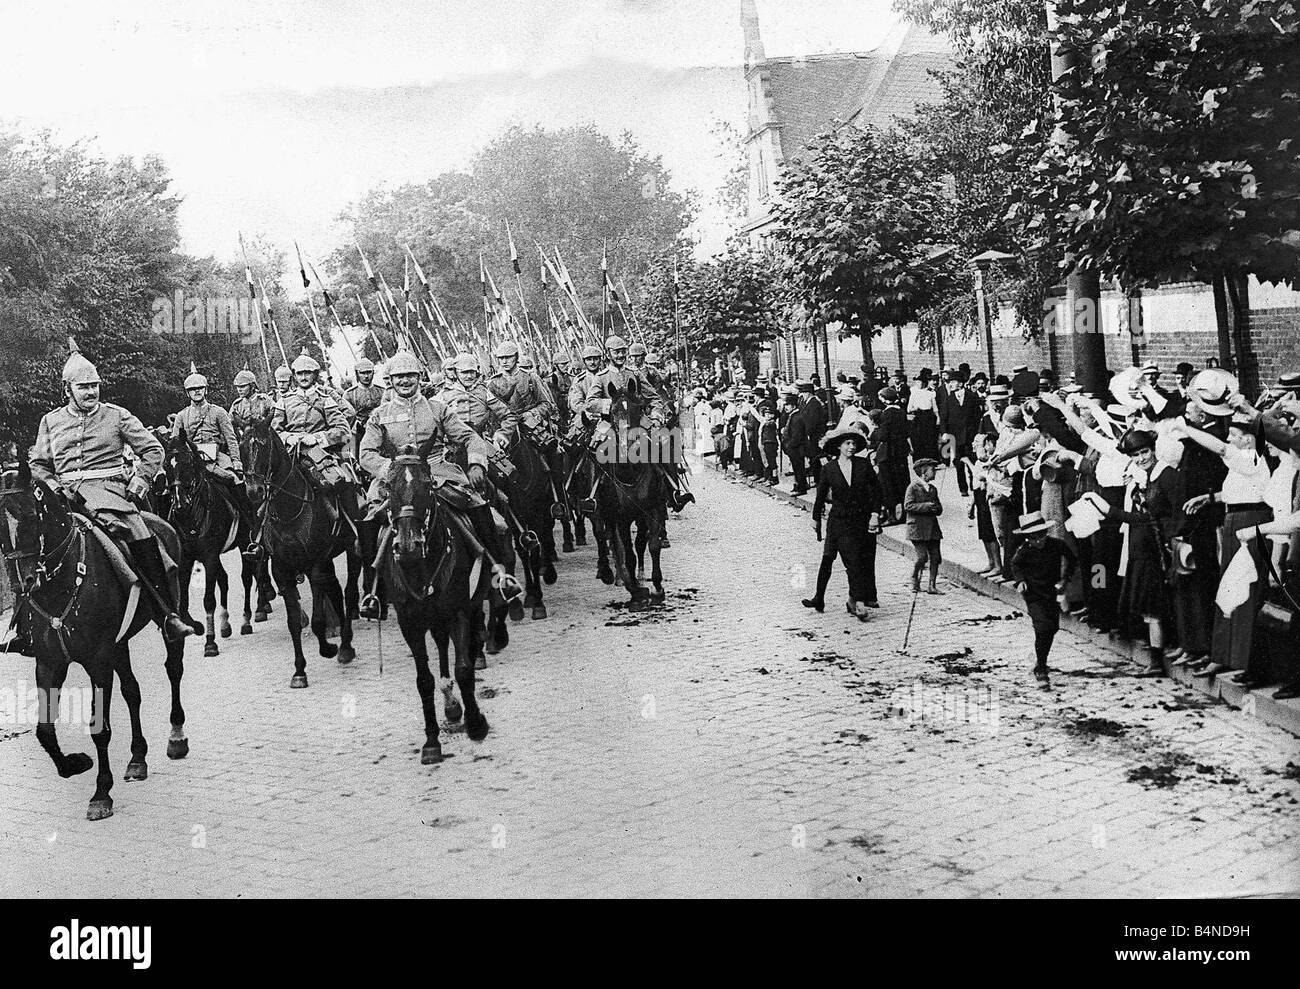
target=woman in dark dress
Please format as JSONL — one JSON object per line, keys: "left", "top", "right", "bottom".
{"left": 803, "top": 427, "right": 881, "bottom": 620}
{"left": 1103, "top": 429, "right": 1179, "bottom": 677}
{"left": 907, "top": 369, "right": 941, "bottom": 463}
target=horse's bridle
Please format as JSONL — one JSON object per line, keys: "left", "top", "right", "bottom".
{"left": 388, "top": 455, "right": 448, "bottom": 601}
{"left": 243, "top": 433, "right": 312, "bottom": 525}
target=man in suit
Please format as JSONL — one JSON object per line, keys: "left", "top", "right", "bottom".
{"left": 870, "top": 386, "right": 910, "bottom": 524}
{"left": 798, "top": 379, "right": 828, "bottom": 490}
{"left": 804, "top": 426, "right": 881, "bottom": 618}
{"left": 936, "top": 367, "right": 978, "bottom": 496}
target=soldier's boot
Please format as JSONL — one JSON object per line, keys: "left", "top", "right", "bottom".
{"left": 468, "top": 506, "right": 523, "bottom": 610}
{"left": 126, "top": 537, "right": 196, "bottom": 643}
{"left": 664, "top": 468, "right": 695, "bottom": 513}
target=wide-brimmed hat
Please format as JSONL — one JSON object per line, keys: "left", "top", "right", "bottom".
{"left": 821, "top": 426, "right": 868, "bottom": 455}
{"left": 1013, "top": 510, "right": 1054, "bottom": 536}
{"left": 1011, "top": 368, "right": 1040, "bottom": 397}
{"left": 878, "top": 386, "right": 899, "bottom": 404}
{"left": 795, "top": 379, "right": 813, "bottom": 393}
{"left": 1038, "top": 450, "right": 1076, "bottom": 486}
{"left": 1277, "top": 370, "right": 1300, "bottom": 393}
{"left": 836, "top": 384, "right": 857, "bottom": 401}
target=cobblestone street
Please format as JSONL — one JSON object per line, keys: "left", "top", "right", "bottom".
{"left": 2, "top": 459, "right": 1298, "bottom": 898}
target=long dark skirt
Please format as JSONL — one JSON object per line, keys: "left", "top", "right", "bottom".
{"left": 1089, "top": 486, "right": 1125, "bottom": 631}
{"left": 974, "top": 487, "right": 995, "bottom": 544}
{"left": 909, "top": 409, "right": 940, "bottom": 461}
{"left": 1211, "top": 507, "right": 1271, "bottom": 670}
{"left": 1118, "top": 525, "right": 1168, "bottom": 622}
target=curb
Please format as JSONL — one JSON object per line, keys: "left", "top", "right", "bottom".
{"left": 699, "top": 455, "right": 1300, "bottom": 738}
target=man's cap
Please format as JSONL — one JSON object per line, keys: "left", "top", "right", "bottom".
{"left": 354, "top": 357, "right": 375, "bottom": 373}
{"left": 233, "top": 367, "right": 258, "bottom": 387}
{"left": 454, "top": 353, "right": 481, "bottom": 373}
{"left": 628, "top": 342, "right": 647, "bottom": 356}
{"left": 582, "top": 344, "right": 603, "bottom": 359}
{"left": 493, "top": 341, "right": 519, "bottom": 359}
{"left": 1013, "top": 510, "right": 1053, "bottom": 535}
{"left": 274, "top": 365, "right": 292, "bottom": 382}
{"left": 878, "top": 386, "right": 899, "bottom": 403}
{"left": 987, "top": 384, "right": 1011, "bottom": 400}
{"left": 645, "top": 352, "right": 661, "bottom": 365}
{"left": 605, "top": 335, "right": 628, "bottom": 350}
{"left": 518, "top": 353, "right": 535, "bottom": 369}
{"left": 912, "top": 457, "right": 941, "bottom": 472}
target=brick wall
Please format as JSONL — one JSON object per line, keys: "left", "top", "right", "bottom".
{"left": 768, "top": 280, "right": 1300, "bottom": 394}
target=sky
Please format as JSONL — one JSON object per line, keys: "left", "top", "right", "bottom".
{"left": 4, "top": 0, "right": 901, "bottom": 264}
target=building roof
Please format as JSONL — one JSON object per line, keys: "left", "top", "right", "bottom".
{"left": 764, "top": 54, "right": 884, "bottom": 159}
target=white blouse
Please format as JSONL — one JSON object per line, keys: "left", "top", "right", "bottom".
{"left": 1219, "top": 446, "right": 1270, "bottom": 506}
{"left": 907, "top": 388, "right": 937, "bottom": 414}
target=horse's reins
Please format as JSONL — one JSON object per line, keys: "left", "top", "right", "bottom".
{"left": 0, "top": 490, "right": 87, "bottom": 662}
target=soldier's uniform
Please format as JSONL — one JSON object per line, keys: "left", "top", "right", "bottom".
{"left": 172, "top": 399, "right": 242, "bottom": 477}
{"left": 487, "top": 342, "right": 558, "bottom": 448}
{"left": 357, "top": 350, "right": 522, "bottom": 614}
{"left": 230, "top": 384, "right": 276, "bottom": 440}
{"left": 27, "top": 342, "right": 195, "bottom": 642}
{"left": 438, "top": 354, "right": 519, "bottom": 480}
{"left": 272, "top": 350, "right": 354, "bottom": 493}
{"left": 344, "top": 379, "right": 385, "bottom": 433}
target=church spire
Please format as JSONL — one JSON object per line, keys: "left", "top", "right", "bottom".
{"left": 741, "top": 0, "right": 766, "bottom": 73}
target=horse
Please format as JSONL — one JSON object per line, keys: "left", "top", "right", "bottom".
{"left": 591, "top": 384, "right": 668, "bottom": 603}
{"left": 380, "top": 441, "right": 494, "bottom": 762}
{"left": 0, "top": 461, "right": 189, "bottom": 821}
{"left": 165, "top": 430, "right": 274, "bottom": 655}
{"left": 562, "top": 440, "right": 611, "bottom": 584}
{"left": 502, "top": 431, "right": 559, "bottom": 620}
{"left": 240, "top": 419, "right": 357, "bottom": 687}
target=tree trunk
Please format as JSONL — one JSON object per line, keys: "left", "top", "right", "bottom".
{"left": 1211, "top": 274, "right": 1233, "bottom": 372}
{"left": 1225, "top": 270, "right": 1254, "bottom": 395}
{"left": 859, "top": 330, "right": 874, "bottom": 377}
{"left": 1067, "top": 269, "right": 1106, "bottom": 394}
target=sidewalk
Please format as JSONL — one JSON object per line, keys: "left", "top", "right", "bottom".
{"left": 696, "top": 450, "right": 1300, "bottom": 738}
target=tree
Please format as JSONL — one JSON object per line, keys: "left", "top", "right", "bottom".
{"left": 1008, "top": 0, "right": 1300, "bottom": 388}
{"left": 329, "top": 124, "right": 697, "bottom": 354}
{"left": 771, "top": 125, "right": 959, "bottom": 365}
{"left": 0, "top": 128, "right": 209, "bottom": 443}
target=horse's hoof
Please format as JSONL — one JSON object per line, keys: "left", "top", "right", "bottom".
{"left": 443, "top": 691, "right": 463, "bottom": 723}
{"left": 319, "top": 641, "right": 339, "bottom": 659}
{"left": 337, "top": 645, "right": 355, "bottom": 665}
{"left": 254, "top": 611, "right": 267, "bottom": 623}
{"left": 290, "top": 674, "right": 309, "bottom": 688}
{"left": 659, "top": 536, "right": 671, "bottom": 549}
{"left": 60, "top": 752, "right": 94, "bottom": 778}
{"left": 475, "top": 654, "right": 487, "bottom": 670}
{"left": 507, "top": 598, "right": 524, "bottom": 622}
{"left": 166, "top": 738, "right": 189, "bottom": 760}
{"left": 240, "top": 623, "right": 253, "bottom": 635}
{"left": 123, "top": 760, "right": 148, "bottom": 782}
{"left": 188, "top": 620, "right": 204, "bottom": 636}
{"left": 562, "top": 540, "right": 575, "bottom": 553}
{"left": 421, "top": 742, "right": 443, "bottom": 765}
{"left": 531, "top": 604, "right": 547, "bottom": 620}
{"left": 523, "top": 592, "right": 538, "bottom": 608}
{"left": 203, "top": 642, "right": 219, "bottom": 657}
{"left": 484, "top": 636, "right": 502, "bottom": 655}
{"left": 220, "top": 622, "right": 232, "bottom": 639}
{"left": 597, "top": 565, "right": 614, "bottom": 585}
{"left": 466, "top": 713, "right": 490, "bottom": 742}
{"left": 632, "top": 586, "right": 651, "bottom": 602}
{"left": 650, "top": 587, "right": 666, "bottom": 602}
{"left": 86, "top": 799, "right": 114, "bottom": 822}
{"left": 542, "top": 564, "right": 557, "bottom": 585}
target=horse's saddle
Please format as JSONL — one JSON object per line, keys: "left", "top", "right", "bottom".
{"left": 79, "top": 512, "right": 180, "bottom": 641}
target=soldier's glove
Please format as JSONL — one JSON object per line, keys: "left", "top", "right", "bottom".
{"left": 466, "top": 464, "right": 487, "bottom": 492}
{"left": 127, "top": 476, "right": 151, "bottom": 500}
{"left": 493, "top": 433, "right": 510, "bottom": 451}
{"left": 299, "top": 433, "right": 318, "bottom": 446}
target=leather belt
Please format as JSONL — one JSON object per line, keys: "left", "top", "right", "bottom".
{"left": 58, "top": 467, "right": 124, "bottom": 482}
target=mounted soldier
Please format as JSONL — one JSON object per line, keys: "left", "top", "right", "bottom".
{"left": 438, "top": 353, "right": 518, "bottom": 485}
{"left": 229, "top": 363, "right": 275, "bottom": 440}
{"left": 487, "top": 340, "right": 558, "bottom": 450}
{"left": 581, "top": 336, "right": 694, "bottom": 514}
{"left": 171, "top": 363, "right": 254, "bottom": 523}
{"left": 271, "top": 348, "right": 360, "bottom": 518}
{"left": 344, "top": 357, "right": 385, "bottom": 438}
{"left": 273, "top": 364, "right": 293, "bottom": 398}
{"left": 358, "top": 350, "right": 522, "bottom": 617}
{"left": 28, "top": 340, "right": 195, "bottom": 642}
{"left": 565, "top": 344, "right": 606, "bottom": 445}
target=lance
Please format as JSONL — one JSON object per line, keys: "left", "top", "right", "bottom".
{"left": 355, "top": 293, "right": 390, "bottom": 360}
{"left": 294, "top": 241, "right": 341, "bottom": 387}
{"left": 305, "top": 256, "right": 361, "bottom": 365}
{"left": 357, "top": 238, "right": 405, "bottom": 341}
{"left": 506, "top": 219, "right": 539, "bottom": 358}
{"left": 617, "top": 279, "right": 645, "bottom": 344}
{"left": 256, "top": 274, "right": 291, "bottom": 371}
{"left": 238, "top": 232, "right": 276, "bottom": 377}
{"left": 600, "top": 239, "right": 610, "bottom": 337}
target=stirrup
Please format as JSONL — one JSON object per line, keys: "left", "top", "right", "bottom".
{"left": 358, "top": 593, "right": 381, "bottom": 620}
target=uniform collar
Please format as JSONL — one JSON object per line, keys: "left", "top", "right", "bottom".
{"left": 65, "top": 400, "right": 101, "bottom": 419}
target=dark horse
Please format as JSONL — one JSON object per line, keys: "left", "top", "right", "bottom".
{"left": 562, "top": 439, "right": 612, "bottom": 585}
{"left": 1, "top": 462, "right": 189, "bottom": 821}
{"left": 502, "top": 432, "right": 559, "bottom": 620}
{"left": 241, "top": 419, "right": 357, "bottom": 687}
{"left": 381, "top": 442, "right": 492, "bottom": 762}
{"left": 591, "top": 387, "right": 668, "bottom": 604}
{"left": 165, "top": 431, "right": 274, "bottom": 655}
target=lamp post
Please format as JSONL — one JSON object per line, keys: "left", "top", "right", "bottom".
{"left": 970, "top": 249, "right": 1014, "bottom": 380}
